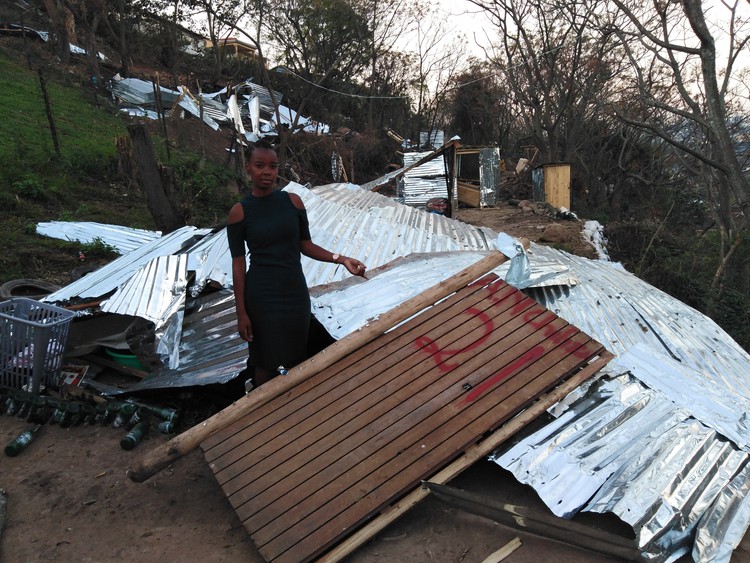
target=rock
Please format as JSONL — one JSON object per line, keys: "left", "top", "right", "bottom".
{"left": 539, "top": 223, "right": 569, "bottom": 243}
{"left": 517, "top": 200, "right": 534, "bottom": 212}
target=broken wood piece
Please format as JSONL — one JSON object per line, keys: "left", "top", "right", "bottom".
{"left": 425, "top": 482, "right": 640, "bottom": 560}
{"left": 481, "top": 537, "right": 522, "bottom": 563}
{"left": 80, "top": 353, "right": 148, "bottom": 380}
{"left": 128, "top": 250, "right": 516, "bottom": 483}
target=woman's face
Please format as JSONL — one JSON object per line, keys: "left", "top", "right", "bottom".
{"left": 246, "top": 147, "right": 279, "bottom": 190}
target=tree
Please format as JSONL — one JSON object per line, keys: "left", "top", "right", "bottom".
{"left": 447, "top": 61, "right": 514, "bottom": 147}
{"left": 359, "top": 0, "right": 416, "bottom": 130}
{"left": 185, "top": 0, "right": 245, "bottom": 84}
{"left": 408, "top": 7, "right": 464, "bottom": 145}
{"left": 468, "top": 0, "right": 623, "bottom": 166}
{"left": 42, "top": 0, "right": 72, "bottom": 64}
{"left": 602, "top": 0, "right": 750, "bottom": 304}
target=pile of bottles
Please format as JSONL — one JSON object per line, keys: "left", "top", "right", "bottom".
{"left": 1, "top": 386, "right": 180, "bottom": 456}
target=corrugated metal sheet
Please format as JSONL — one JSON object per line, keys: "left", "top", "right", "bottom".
{"left": 292, "top": 183, "right": 495, "bottom": 286}
{"left": 36, "top": 221, "right": 161, "bottom": 255}
{"left": 35, "top": 183, "right": 750, "bottom": 561}
{"left": 478, "top": 147, "right": 499, "bottom": 207}
{"left": 490, "top": 245, "right": 750, "bottom": 562}
{"left": 110, "top": 77, "right": 180, "bottom": 106}
{"left": 101, "top": 255, "right": 189, "bottom": 368}
{"left": 123, "top": 289, "right": 248, "bottom": 391}
{"left": 419, "top": 130, "right": 444, "bottom": 149}
{"left": 42, "top": 226, "right": 210, "bottom": 303}
{"left": 401, "top": 151, "right": 448, "bottom": 206}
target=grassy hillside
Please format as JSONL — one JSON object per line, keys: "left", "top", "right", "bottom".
{"left": 0, "top": 48, "right": 236, "bottom": 286}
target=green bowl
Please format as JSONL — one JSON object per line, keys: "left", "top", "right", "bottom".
{"left": 105, "top": 348, "right": 146, "bottom": 371}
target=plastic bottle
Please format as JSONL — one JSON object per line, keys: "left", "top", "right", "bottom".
{"left": 5, "top": 425, "right": 42, "bottom": 457}
{"left": 120, "top": 421, "right": 149, "bottom": 450}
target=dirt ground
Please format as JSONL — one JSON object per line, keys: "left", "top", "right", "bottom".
{"left": 0, "top": 206, "right": 738, "bottom": 563}
{"left": 1, "top": 413, "right": 632, "bottom": 563}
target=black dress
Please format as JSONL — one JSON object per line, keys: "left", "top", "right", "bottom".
{"left": 227, "top": 190, "right": 312, "bottom": 372}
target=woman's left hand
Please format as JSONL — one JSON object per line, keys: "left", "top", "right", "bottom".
{"left": 341, "top": 257, "right": 368, "bottom": 279}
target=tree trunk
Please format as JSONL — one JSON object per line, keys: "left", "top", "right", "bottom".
{"left": 127, "top": 123, "right": 183, "bottom": 233}
{"left": 42, "top": 0, "right": 71, "bottom": 64}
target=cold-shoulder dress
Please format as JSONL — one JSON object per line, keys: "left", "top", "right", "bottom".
{"left": 226, "top": 190, "right": 312, "bottom": 372}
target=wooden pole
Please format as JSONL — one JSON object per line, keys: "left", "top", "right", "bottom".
{"left": 37, "top": 69, "right": 60, "bottom": 157}
{"left": 128, "top": 250, "right": 518, "bottom": 483}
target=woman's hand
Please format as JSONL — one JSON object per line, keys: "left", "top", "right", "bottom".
{"left": 237, "top": 312, "right": 253, "bottom": 342}
{"left": 341, "top": 257, "right": 368, "bottom": 279}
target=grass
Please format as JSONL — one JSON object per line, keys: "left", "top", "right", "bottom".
{"left": 0, "top": 47, "right": 237, "bottom": 285}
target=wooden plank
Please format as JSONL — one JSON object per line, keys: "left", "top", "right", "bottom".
{"left": 229, "top": 292, "right": 546, "bottom": 517}
{"left": 267, "top": 333, "right": 601, "bottom": 562}
{"left": 481, "top": 538, "right": 523, "bottom": 563}
{"left": 319, "top": 354, "right": 613, "bottom": 563}
{"left": 217, "top": 282, "right": 551, "bottom": 503}
{"left": 458, "top": 181, "right": 481, "bottom": 208}
{"left": 209, "top": 280, "right": 523, "bottom": 483}
{"left": 261, "top": 322, "right": 599, "bottom": 559}
{"left": 425, "top": 482, "right": 640, "bottom": 560}
{"left": 271, "top": 338, "right": 600, "bottom": 556}
{"left": 131, "top": 252, "right": 512, "bottom": 482}
{"left": 202, "top": 274, "right": 506, "bottom": 459}
{"left": 203, "top": 276, "right": 610, "bottom": 563}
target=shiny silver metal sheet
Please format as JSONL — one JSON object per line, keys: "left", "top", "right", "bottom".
{"left": 35, "top": 221, "right": 161, "bottom": 254}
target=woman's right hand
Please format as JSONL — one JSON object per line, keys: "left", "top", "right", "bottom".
{"left": 237, "top": 312, "right": 253, "bottom": 342}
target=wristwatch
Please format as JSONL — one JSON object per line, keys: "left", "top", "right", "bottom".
{"left": 332, "top": 253, "right": 340, "bottom": 264}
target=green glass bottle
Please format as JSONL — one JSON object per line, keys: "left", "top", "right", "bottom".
{"left": 26, "top": 395, "right": 49, "bottom": 424}
{"left": 111, "top": 402, "right": 137, "bottom": 429}
{"left": 59, "top": 402, "right": 81, "bottom": 428}
{"left": 15, "top": 391, "right": 31, "bottom": 419}
{"left": 5, "top": 425, "right": 42, "bottom": 457}
{"left": 125, "top": 407, "right": 146, "bottom": 431}
{"left": 101, "top": 402, "right": 119, "bottom": 425}
{"left": 149, "top": 406, "right": 179, "bottom": 422}
{"left": 0, "top": 388, "right": 9, "bottom": 415}
{"left": 157, "top": 420, "right": 175, "bottom": 434}
{"left": 120, "top": 420, "right": 149, "bottom": 450}
{"left": 93, "top": 403, "right": 108, "bottom": 424}
{"left": 81, "top": 403, "right": 97, "bottom": 425}
{"left": 50, "top": 399, "right": 66, "bottom": 424}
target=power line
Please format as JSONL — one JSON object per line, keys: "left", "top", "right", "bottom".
{"left": 277, "top": 67, "right": 409, "bottom": 99}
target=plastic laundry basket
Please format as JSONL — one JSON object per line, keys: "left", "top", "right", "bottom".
{"left": 0, "top": 297, "right": 76, "bottom": 394}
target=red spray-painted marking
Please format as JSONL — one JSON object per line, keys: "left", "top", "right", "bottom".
{"left": 457, "top": 345, "right": 546, "bottom": 407}
{"left": 413, "top": 284, "right": 600, "bottom": 406}
{"left": 413, "top": 307, "right": 494, "bottom": 373}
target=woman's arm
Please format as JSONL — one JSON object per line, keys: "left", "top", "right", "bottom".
{"left": 227, "top": 202, "right": 253, "bottom": 341}
{"left": 231, "top": 256, "right": 252, "bottom": 341}
{"left": 289, "top": 192, "right": 368, "bottom": 278}
{"left": 300, "top": 240, "right": 367, "bottom": 278}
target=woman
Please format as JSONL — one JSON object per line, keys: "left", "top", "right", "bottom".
{"left": 226, "top": 141, "right": 367, "bottom": 388}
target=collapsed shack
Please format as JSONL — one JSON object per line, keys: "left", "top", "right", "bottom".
{"left": 3, "top": 181, "right": 750, "bottom": 561}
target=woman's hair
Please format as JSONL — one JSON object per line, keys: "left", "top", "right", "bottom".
{"left": 245, "top": 139, "right": 277, "bottom": 159}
